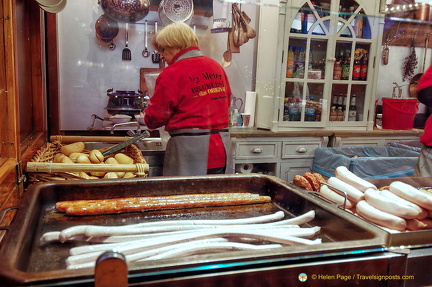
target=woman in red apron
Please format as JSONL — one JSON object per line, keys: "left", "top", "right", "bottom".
{"left": 143, "top": 22, "right": 233, "bottom": 176}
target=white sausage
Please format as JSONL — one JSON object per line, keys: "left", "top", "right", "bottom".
{"left": 379, "top": 189, "right": 428, "bottom": 219}
{"left": 356, "top": 200, "right": 407, "bottom": 231}
{"left": 57, "top": 211, "right": 285, "bottom": 242}
{"left": 389, "top": 181, "right": 432, "bottom": 210}
{"left": 335, "top": 166, "right": 377, "bottom": 192}
{"left": 318, "top": 184, "right": 354, "bottom": 209}
{"left": 327, "top": 177, "right": 365, "bottom": 203}
{"left": 364, "top": 188, "right": 420, "bottom": 219}
{"left": 69, "top": 227, "right": 322, "bottom": 256}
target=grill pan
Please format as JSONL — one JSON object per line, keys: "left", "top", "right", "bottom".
{"left": 0, "top": 174, "right": 387, "bottom": 286}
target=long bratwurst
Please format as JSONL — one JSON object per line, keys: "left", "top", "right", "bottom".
{"left": 56, "top": 193, "right": 272, "bottom": 216}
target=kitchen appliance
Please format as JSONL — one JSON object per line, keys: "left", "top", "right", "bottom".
{"left": 105, "top": 89, "right": 149, "bottom": 117}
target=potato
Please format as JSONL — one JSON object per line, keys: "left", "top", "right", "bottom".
{"left": 69, "top": 152, "right": 88, "bottom": 163}
{"left": 104, "top": 172, "right": 118, "bottom": 179}
{"left": 60, "top": 142, "right": 85, "bottom": 156}
{"left": 115, "top": 153, "right": 134, "bottom": 164}
{"left": 89, "top": 149, "right": 104, "bottom": 163}
{"left": 54, "top": 153, "right": 67, "bottom": 163}
{"left": 76, "top": 154, "right": 92, "bottom": 164}
{"left": 105, "top": 157, "right": 125, "bottom": 178}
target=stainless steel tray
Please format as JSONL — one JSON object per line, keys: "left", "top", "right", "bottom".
{"left": 0, "top": 174, "right": 388, "bottom": 286}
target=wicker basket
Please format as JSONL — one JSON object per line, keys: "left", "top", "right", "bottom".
{"left": 27, "top": 140, "right": 148, "bottom": 182}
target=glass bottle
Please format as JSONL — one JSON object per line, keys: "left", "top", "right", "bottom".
{"left": 283, "top": 97, "right": 290, "bottom": 121}
{"left": 286, "top": 46, "right": 295, "bottom": 78}
{"left": 348, "top": 95, "right": 357, "bottom": 121}
{"left": 337, "top": 106, "right": 344, "bottom": 121}
{"left": 360, "top": 54, "right": 368, "bottom": 81}
{"left": 329, "top": 106, "right": 337, "bottom": 121}
{"left": 342, "top": 49, "right": 350, "bottom": 80}
{"left": 295, "top": 47, "right": 306, "bottom": 78}
{"left": 352, "top": 56, "right": 361, "bottom": 80}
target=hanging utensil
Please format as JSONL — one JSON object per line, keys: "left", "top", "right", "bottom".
{"left": 122, "top": 23, "right": 132, "bottom": 61}
{"left": 152, "top": 22, "right": 161, "bottom": 63}
{"left": 222, "top": 31, "right": 232, "bottom": 68}
{"left": 142, "top": 20, "right": 150, "bottom": 58}
{"left": 409, "top": 34, "right": 429, "bottom": 98}
{"left": 382, "top": 34, "right": 389, "bottom": 65}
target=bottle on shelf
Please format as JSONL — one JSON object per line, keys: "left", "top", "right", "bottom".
{"left": 315, "top": 98, "right": 322, "bottom": 121}
{"left": 360, "top": 53, "right": 368, "bottom": 81}
{"left": 283, "top": 97, "right": 290, "bottom": 121}
{"left": 333, "top": 59, "right": 342, "bottom": 80}
{"left": 332, "top": 94, "right": 339, "bottom": 109}
{"left": 308, "top": 47, "right": 314, "bottom": 71}
{"left": 342, "top": 94, "right": 347, "bottom": 112}
{"left": 286, "top": 46, "right": 295, "bottom": 78}
{"left": 352, "top": 55, "right": 361, "bottom": 80}
{"left": 348, "top": 94, "right": 357, "bottom": 121}
{"left": 342, "top": 49, "right": 351, "bottom": 80}
{"left": 329, "top": 106, "right": 337, "bottom": 121}
{"left": 295, "top": 47, "right": 306, "bottom": 78}
{"left": 289, "top": 98, "right": 301, "bottom": 121}
{"left": 336, "top": 106, "right": 344, "bottom": 121}
{"left": 305, "top": 96, "right": 316, "bottom": 121}
{"left": 337, "top": 94, "right": 344, "bottom": 111}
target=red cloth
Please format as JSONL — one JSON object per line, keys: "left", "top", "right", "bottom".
{"left": 418, "top": 66, "right": 432, "bottom": 146}
{"left": 144, "top": 47, "right": 231, "bottom": 168}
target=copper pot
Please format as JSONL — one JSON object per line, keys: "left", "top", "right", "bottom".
{"left": 101, "top": 0, "right": 150, "bottom": 23}
{"left": 95, "top": 14, "right": 119, "bottom": 43}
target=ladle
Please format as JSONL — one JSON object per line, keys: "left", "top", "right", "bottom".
{"left": 222, "top": 32, "right": 232, "bottom": 68}
{"left": 142, "top": 20, "right": 150, "bottom": 58}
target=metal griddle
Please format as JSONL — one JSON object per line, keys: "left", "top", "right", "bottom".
{"left": 0, "top": 174, "right": 388, "bottom": 286}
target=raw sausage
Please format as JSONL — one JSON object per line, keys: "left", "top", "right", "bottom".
{"left": 389, "top": 181, "right": 432, "bottom": 210}
{"left": 327, "top": 177, "right": 365, "bottom": 203}
{"left": 364, "top": 188, "right": 420, "bottom": 219}
{"left": 319, "top": 185, "right": 354, "bottom": 209}
{"left": 335, "top": 166, "right": 377, "bottom": 192}
{"left": 356, "top": 200, "right": 407, "bottom": 231}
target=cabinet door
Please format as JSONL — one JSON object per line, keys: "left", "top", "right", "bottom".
{"left": 280, "top": 159, "right": 314, "bottom": 183}
{"left": 255, "top": 0, "right": 382, "bottom": 131}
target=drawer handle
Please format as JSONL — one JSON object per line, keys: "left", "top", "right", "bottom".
{"left": 296, "top": 147, "right": 308, "bottom": 153}
{"left": 251, "top": 147, "right": 263, "bottom": 154}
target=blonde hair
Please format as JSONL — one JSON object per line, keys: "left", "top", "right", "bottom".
{"left": 152, "top": 22, "right": 199, "bottom": 51}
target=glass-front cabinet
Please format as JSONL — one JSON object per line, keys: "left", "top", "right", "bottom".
{"left": 255, "top": 0, "right": 384, "bottom": 131}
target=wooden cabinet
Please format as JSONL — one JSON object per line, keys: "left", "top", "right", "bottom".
{"left": 231, "top": 133, "right": 330, "bottom": 182}
{"left": 0, "top": 0, "right": 48, "bottom": 229}
{"left": 255, "top": 0, "right": 384, "bottom": 131}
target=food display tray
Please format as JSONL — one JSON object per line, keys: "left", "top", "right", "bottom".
{"left": 0, "top": 174, "right": 388, "bottom": 286}
{"left": 364, "top": 177, "right": 432, "bottom": 247}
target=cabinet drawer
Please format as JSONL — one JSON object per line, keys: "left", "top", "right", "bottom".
{"left": 282, "top": 142, "right": 320, "bottom": 158}
{"left": 235, "top": 142, "right": 280, "bottom": 160}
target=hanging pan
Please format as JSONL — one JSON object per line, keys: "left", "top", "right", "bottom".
{"left": 158, "top": 0, "right": 194, "bottom": 27}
